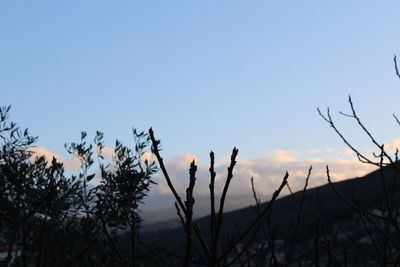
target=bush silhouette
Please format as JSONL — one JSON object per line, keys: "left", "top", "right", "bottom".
{"left": 0, "top": 107, "right": 158, "bottom": 266}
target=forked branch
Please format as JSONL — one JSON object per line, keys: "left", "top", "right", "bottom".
{"left": 219, "top": 172, "right": 289, "bottom": 262}
{"left": 318, "top": 96, "right": 395, "bottom": 167}
{"left": 149, "top": 128, "right": 210, "bottom": 260}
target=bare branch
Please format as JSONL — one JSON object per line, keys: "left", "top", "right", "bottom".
{"left": 318, "top": 102, "right": 393, "bottom": 168}
{"left": 97, "top": 205, "right": 125, "bottom": 266}
{"left": 219, "top": 171, "right": 289, "bottom": 262}
{"left": 175, "top": 202, "right": 185, "bottom": 225}
{"left": 62, "top": 237, "right": 99, "bottom": 267}
{"left": 346, "top": 96, "right": 394, "bottom": 166}
{"left": 149, "top": 128, "right": 186, "bottom": 213}
{"left": 149, "top": 128, "right": 211, "bottom": 261}
{"left": 251, "top": 176, "right": 261, "bottom": 208}
{"left": 393, "top": 113, "right": 400, "bottom": 127}
{"left": 183, "top": 160, "right": 197, "bottom": 267}
{"left": 286, "top": 182, "right": 300, "bottom": 205}
{"left": 297, "top": 166, "right": 312, "bottom": 223}
{"left": 213, "top": 147, "right": 239, "bottom": 261}
{"left": 208, "top": 151, "right": 216, "bottom": 246}
{"left": 138, "top": 235, "right": 173, "bottom": 267}
{"left": 326, "top": 166, "right": 392, "bottom": 221}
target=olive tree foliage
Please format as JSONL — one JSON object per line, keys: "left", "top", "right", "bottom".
{"left": 0, "top": 106, "right": 158, "bottom": 267}
{"left": 0, "top": 106, "right": 82, "bottom": 266}
{"left": 95, "top": 130, "right": 157, "bottom": 230}
{"left": 94, "top": 129, "right": 158, "bottom": 266}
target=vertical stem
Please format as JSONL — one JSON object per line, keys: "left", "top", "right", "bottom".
{"left": 314, "top": 216, "right": 321, "bottom": 267}
{"left": 209, "top": 151, "right": 217, "bottom": 266}
{"left": 149, "top": 128, "right": 211, "bottom": 259}
{"left": 213, "top": 147, "right": 238, "bottom": 262}
{"left": 22, "top": 229, "right": 28, "bottom": 267}
{"left": 131, "top": 213, "right": 137, "bottom": 267}
{"left": 184, "top": 161, "right": 197, "bottom": 267}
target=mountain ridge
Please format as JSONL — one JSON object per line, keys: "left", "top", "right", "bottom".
{"left": 141, "top": 165, "right": 400, "bottom": 251}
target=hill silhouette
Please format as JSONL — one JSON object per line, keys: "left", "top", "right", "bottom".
{"left": 142, "top": 165, "right": 400, "bottom": 253}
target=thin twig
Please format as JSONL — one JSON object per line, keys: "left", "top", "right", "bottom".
{"left": 138, "top": 235, "right": 173, "bottom": 267}
{"left": 286, "top": 182, "right": 300, "bottom": 205}
{"left": 149, "top": 128, "right": 186, "bottom": 213}
{"left": 318, "top": 102, "right": 394, "bottom": 168}
{"left": 395, "top": 54, "right": 400, "bottom": 79}
{"left": 326, "top": 166, "right": 392, "bottom": 221}
{"left": 318, "top": 107, "right": 377, "bottom": 166}
{"left": 175, "top": 202, "right": 185, "bottom": 225}
{"left": 212, "top": 147, "right": 239, "bottom": 263}
{"left": 314, "top": 216, "right": 321, "bottom": 267}
{"left": 251, "top": 176, "right": 261, "bottom": 208}
{"left": 218, "top": 172, "right": 289, "bottom": 262}
{"left": 394, "top": 113, "right": 400, "bottom": 129}
{"left": 98, "top": 206, "right": 125, "bottom": 266}
{"left": 297, "top": 166, "right": 312, "bottom": 224}
{"left": 345, "top": 96, "right": 395, "bottom": 166}
{"left": 62, "top": 236, "right": 99, "bottom": 267}
{"left": 149, "top": 128, "right": 211, "bottom": 259}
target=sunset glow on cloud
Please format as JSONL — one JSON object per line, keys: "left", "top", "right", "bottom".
{"left": 150, "top": 146, "right": 380, "bottom": 200}
{"left": 28, "top": 146, "right": 81, "bottom": 171}
{"left": 30, "top": 136, "right": 400, "bottom": 201}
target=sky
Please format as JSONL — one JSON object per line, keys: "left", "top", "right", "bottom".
{"left": 1, "top": 1, "right": 400, "bottom": 210}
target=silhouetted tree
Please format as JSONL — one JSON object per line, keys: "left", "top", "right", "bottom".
{"left": 149, "top": 128, "right": 288, "bottom": 266}
{"left": 0, "top": 106, "right": 158, "bottom": 267}
{"left": 315, "top": 54, "right": 400, "bottom": 265}
{"left": 95, "top": 130, "right": 158, "bottom": 267}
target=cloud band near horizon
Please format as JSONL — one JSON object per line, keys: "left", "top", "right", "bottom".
{"left": 28, "top": 139, "right": 400, "bottom": 201}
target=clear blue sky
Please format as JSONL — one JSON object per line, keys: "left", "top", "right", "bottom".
{"left": 2, "top": 1, "right": 400, "bottom": 164}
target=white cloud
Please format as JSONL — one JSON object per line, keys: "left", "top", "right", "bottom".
{"left": 383, "top": 138, "right": 400, "bottom": 154}
{"left": 151, "top": 148, "right": 377, "bottom": 202}
{"left": 268, "top": 150, "right": 299, "bottom": 163}
{"left": 345, "top": 148, "right": 353, "bottom": 155}
{"left": 141, "top": 151, "right": 154, "bottom": 165}
{"left": 152, "top": 153, "right": 200, "bottom": 194}
{"left": 307, "top": 149, "right": 320, "bottom": 154}
{"left": 26, "top": 143, "right": 381, "bottom": 206}
{"left": 28, "top": 146, "right": 81, "bottom": 171}
{"left": 101, "top": 146, "right": 115, "bottom": 158}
